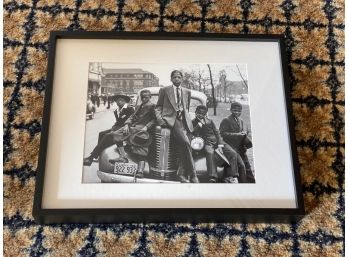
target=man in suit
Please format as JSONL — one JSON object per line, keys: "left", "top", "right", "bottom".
{"left": 155, "top": 70, "right": 199, "bottom": 183}
{"left": 192, "top": 105, "right": 243, "bottom": 183}
{"left": 219, "top": 101, "right": 255, "bottom": 183}
{"left": 83, "top": 94, "right": 134, "bottom": 166}
{"left": 96, "top": 94, "right": 135, "bottom": 144}
{"left": 108, "top": 90, "right": 157, "bottom": 177}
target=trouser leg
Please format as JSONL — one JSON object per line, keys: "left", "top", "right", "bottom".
{"left": 137, "top": 161, "right": 145, "bottom": 176}
{"left": 90, "top": 133, "right": 115, "bottom": 158}
{"left": 173, "top": 119, "right": 196, "bottom": 177}
{"left": 240, "top": 152, "right": 255, "bottom": 183}
{"left": 98, "top": 129, "right": 112, "bottom": 144}
{"left": 205, "top": 145, "right": 217, "bottom": 178}
{"left": 222, "top": 144, "right": 239, "bottom": 178}
{"left": 236, "top": 153, "right": 248, "bottom": 183}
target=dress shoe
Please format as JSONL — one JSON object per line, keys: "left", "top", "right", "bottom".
{"left": 109, "top": 157, "right": 129, "bottom": 164}
{"left": 190, "top": 175, "right": 200, "bottom": 183}
{"left": 83, "top": 157, "right": 93, "bottom": 166}
{"left": 223, "top": 177, "right": 238, "bottom": 183}
{"left": 178, "top": 175, "right": 190, "bottom": 183}
{"left": 209, "top": 177, "right": 217, "bottom": 183}
{"left": 136, "top": 172, "right": 144, "bottom": 179}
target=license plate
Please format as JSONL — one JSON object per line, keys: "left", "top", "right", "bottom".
{"left": 114, "top": 162, "right": 138, "bottom": 176}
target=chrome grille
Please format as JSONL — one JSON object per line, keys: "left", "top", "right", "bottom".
{"left": 149, "top": 127, "right": 178, "bottom": 181}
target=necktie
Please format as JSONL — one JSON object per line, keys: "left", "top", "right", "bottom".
{"left": 176, "top": 87, "right": 180, "bottom": 108}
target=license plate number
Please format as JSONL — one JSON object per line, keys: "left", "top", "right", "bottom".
{"left": 114, "top": 162, "right": 137, "bottom": 176}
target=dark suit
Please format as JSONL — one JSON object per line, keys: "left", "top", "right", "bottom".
{"left": 124, "top": 101, "right": 156, "bottom": 129}
{"left": 219, "top": 114, "right": 255, "bottom": 183}
{"left": 155, "top": 86, "right": 196, "bottom": 177}
{"left": 97, "top": 104, "right": 135, "bottom": 144}
{"left": 192, "top": 118, "right": 241, "bottom": 179}
{"left": 111, "top": 101, "right": 156, "bottom": 158}
{"left": 155, "top": 86, "right": 193, "bottom": 132}
{"left": 91, "top": 104, "right": 134, "bottom": 158}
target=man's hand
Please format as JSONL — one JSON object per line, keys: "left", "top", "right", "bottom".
{"left": 141, "top": 126, "right": 148, "bottom": 132}
{"left": 218, "top": 144, "right": 224, "bottom": 152}
{"left": 123, "top": 124, "right": 130, "bottom": 135}
{"left": 160, "top": 119, "right": 169, "bottom": 128}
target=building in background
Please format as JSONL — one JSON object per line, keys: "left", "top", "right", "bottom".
{"left": 101, "top": 68, "right": 159, "bottom": 94}
{"left": 88, "top": 63, "right": 103, "bottom": 95}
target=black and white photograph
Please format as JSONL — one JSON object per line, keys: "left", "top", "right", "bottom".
{"left": 82, "top": 63, "right": 255, "bottom": 184}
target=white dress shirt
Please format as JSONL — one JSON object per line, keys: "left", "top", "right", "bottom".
{"left": 115, "top": 103, "right": 128, "bottom": 118}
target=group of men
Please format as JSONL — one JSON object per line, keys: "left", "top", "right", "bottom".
{"left": 84, "top": 70, "right": 255, "bottom": 183}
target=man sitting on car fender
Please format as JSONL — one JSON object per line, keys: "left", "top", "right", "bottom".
{"left": 219, "top": 101, "right": 255, "bottom": 183}
{"left": 192, "top": 105, "right": 243, "bottom": 183}
{"left": 83, "top": 94, "right": 134, "bottom": 166}
{"left": 108, "top": 90, "right": 156, "bottom": 178}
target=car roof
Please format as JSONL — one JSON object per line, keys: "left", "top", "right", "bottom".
{"left": 138, "top": 87, "right": 207, "bottom": 104}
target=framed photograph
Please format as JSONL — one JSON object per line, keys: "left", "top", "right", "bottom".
{"left": 33, "top": 31, "right": 304, "bottom": 224}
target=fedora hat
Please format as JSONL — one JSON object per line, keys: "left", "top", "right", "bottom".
{"left": 114, "top": 94, "right": 131, "bottom": 103}
{"left": 214, "top": 148, "right": 230, "bottom": 167}
{"left": 129, "top": 131, "right": 152, "bottom": 147}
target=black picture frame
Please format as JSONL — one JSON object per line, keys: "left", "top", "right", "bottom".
{"left": 33, "top": 31, "right": 305, "bottom": 224}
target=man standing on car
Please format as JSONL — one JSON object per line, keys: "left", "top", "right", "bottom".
{"left": 155, "top": 70, "right": 199, "bottom": 183}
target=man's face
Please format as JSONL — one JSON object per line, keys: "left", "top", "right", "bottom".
{"left": 231, "top": 107, "right": 242, "bottom": 117}
{"left": 140, "top": 92, "right": 151, "bottom": 104}
{"left": 171, "top": 73, "right": 183, "bottom": 87}
{"left": 196, "top": 109, "right": 207, "bottom": 120}
{"left": 116, "top": 98, "right": 126, "bottom": 107}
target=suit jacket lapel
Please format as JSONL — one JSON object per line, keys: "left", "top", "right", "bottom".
{"left": 229, "top": 115, "right": 240, "bottom": 131}
{"left": 182, "top": 89, "right": 188, "bottom": 110}
{"left": 167, "top": 86, "right": 178, "bottom": 110}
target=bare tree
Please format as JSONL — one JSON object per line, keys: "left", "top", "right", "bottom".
{"left": 181, "top": 70, "right": 195, "bottom": 89}
{"left": 219, "top": 70, "right": 228, "bottom": 102}
{"left": 207, "top": 64, "right": 216, "bottom": 115}
{"left": 197, "top": 68, "right": 203, "bottom": 92}
{"left": 235, "top": 64, "right": 248, "bottom": 90}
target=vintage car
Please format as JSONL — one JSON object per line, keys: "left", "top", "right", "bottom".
{"left": 97, "top": 87, "right": 231, "bottom": 183}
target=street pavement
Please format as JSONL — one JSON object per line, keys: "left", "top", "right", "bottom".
{"left": 82, "top": 103, "right": 116, "bottom": 183}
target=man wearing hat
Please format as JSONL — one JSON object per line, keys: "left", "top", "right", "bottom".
{"left": 108, "top": 90, "right": 156, "bottom": 177}
{"left": 219, "top": 101, "right": 255, "bottom": 183}
{"left": 155, "top": 70, "right": 199, "bottom": 183}
{"left": 83, "top": 94, "right": 134, "bottom": 166}
{"left": 192, "top": 105, "right": 242, "bottom": 183}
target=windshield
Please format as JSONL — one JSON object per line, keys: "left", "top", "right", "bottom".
{"left": 136, "top": 94, "right": 203, "bottom": 113}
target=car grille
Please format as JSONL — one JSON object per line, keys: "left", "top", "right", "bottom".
{"left": 149, "top": 126, "right": 178, "bottom": 180}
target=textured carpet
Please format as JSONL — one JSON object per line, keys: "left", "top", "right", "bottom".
{"left": 3, "top": 0, "right": 344, "bottom": 256}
